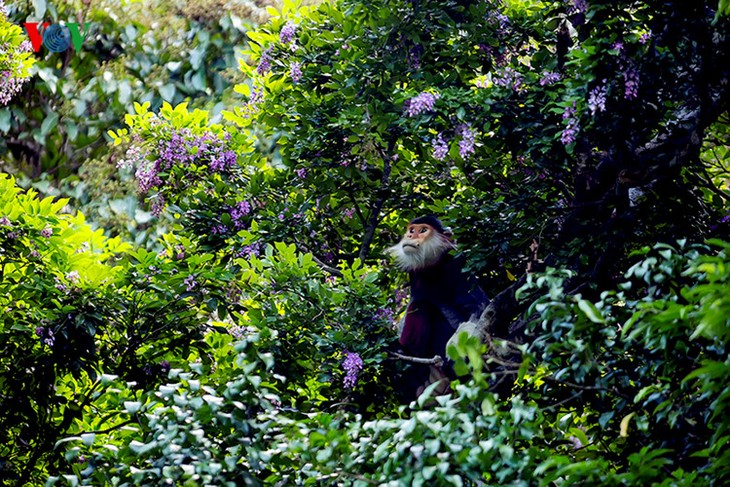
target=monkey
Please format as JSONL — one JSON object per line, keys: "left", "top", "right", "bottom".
{"left": 389, "top": 215, "right": 490, "bottom": 398}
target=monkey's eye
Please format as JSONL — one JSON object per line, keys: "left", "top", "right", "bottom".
{"left": 420, "top": 227, "right": 427, "bottom": 233}
{"left": 408, "top": 227, "right": 415, "bottom": 234}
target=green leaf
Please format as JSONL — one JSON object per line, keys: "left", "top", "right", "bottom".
{"left": 578, "top": 299, "right": 605, "bottom": 324}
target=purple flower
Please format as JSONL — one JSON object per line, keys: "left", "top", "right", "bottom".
{"left": 118, "top": 144, "right": 148, "bottom": 170}
{"left": 235, "top": 241, "right": 262, "bottom": 259}
{"left": 158, "top": 131, "right": 195, "bottom": 170}
{"left": 561, "top": 103, "right": 579, "bottom": 145}
{"left": 493, "top": 67, "right": 523, "bottom": 91}
{"left": 150, "top": 196, "right": 166, "bottom": 217}
{"left": 211, "top": 224, "right": 228, "bottom": 235}
{"left": 135, "top": 162, "right": 163, "bottom": 194}
{"left": 0, "top": 216, "right": 10, "bottom": 226}
{"left": 343, "top": 207, "right": 355, "bottom": 219}
{"left": 35, "top": 325, "right": 55, "bottom": 346}
{"left": 229, "top": 324, "right": 255, "bottom": 340}
{"left": 66, "top": 271, "right": 80, "bottom": 284}
{"left": 569, "top": 0, "right": 588, "bottom": 14}
{"left": 374, "top": 308, "right": 395, "bottom": 323}
{"left": 540, "top": 71, "right": 561, "bottom": 86}
{"left": 623, "top": 68, "right": 639, "bottom": 99}
{"left": 587, "top": 82, "right": 607, "bottom": 115}
{"left": 486, "top": 11, "right": 511, "bottom": 36}
{"left": 184, "top": 275, "right": 197, "bottom": 291}
{"left": 639, "top": 31, "right": 652, "bottom": 44}
{"left": 40, "top": 227, "right": 52, "bottom": 238}
{"left": 209, "top": 149, "right": 237, "bottom": 172}
{"left": 280, "top": 22, "right": 296, "bottom": 44}
{"left": 242, "top": 85, "right": 264, "bottom": 116}
{"left": 404, "top": 91, "right": 440, "bottom": 117}
{"left": 230, "top": 200, "right": 252, "bottom": 230}
{"left": 408, "top": 45, "right": 423, "bottom": 70}
{"left": 295, "top": 168, "right": 307, "bottom": 178}
{"left": 342, "top": 352, "right": 363, "bottom": 389}
{"left": 457, "top": 124, "right": 476, "bottom": 159}
{"left": 0, "top": 70, "right": 28, "bottom": 106}
{"left": 612, "top": 41, "right": 624, "bottom": 52}
{"left": 257, "top": 48, "right": 273, "bottom": 75}
{"left": 290, "top": 62, "right": 303, "bottom": 83}
{"left": 432, "top": 133, "right": 449, "bottom": 161}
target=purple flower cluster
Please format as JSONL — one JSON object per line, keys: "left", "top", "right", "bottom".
{"left": 184, "top": 275, "right": 197, "bottom": 291}
{"left": 493, "top": 67, "right": 523, "bottom": 91}
{"left": 342, "top": 352, "right": 363, "bottom": 389}
{"left": 40, "top": 227, "right": 52, "bottom": 238}
{"left": 623, "top": 67, "right": 639, "bottom": 99}
{"left": 229, "top": 324, "right": 255, "bottom": 340}
{"left": 587, "top": 82, "right": 607, "bottom": 115}
{"left": 0, "top": 70, "right": 26, "bottom": 105}
{"left": 131, "top": 128, "right": 237, "bottom": 196}
{"left": 118, "top": 144, "right": 148, "bottom": 170}
{"left": 210, "top": 224, "right": 228, "bottom": 235}
{"left": 540, "top": 71, "right": 561, "bottom": 86}
{"left": 568, "top": 0, "right": 588, "bottom": 14}
{"left": 230, "top": 200, "right": 252, "bottom": 230}
{"left": 35, "top": 326, "right": 55, "bottom": 347}
{"left": 290, "top": 62, "right": 303, "bottom": 83}
{"left": 295, "top": 168, "right": 307, "bottom": 178}
{"left": 394, "top": 288, "right": 408, "bottom": 305}
{"left": 374, "top": 308, "right": 395, "bottom": 323}
{"left": 0, "top": 216, "right": 10, "bottom": 226}
{"left": 407, "top": 45, "right": 424, "bottom": 70}
{"left": 404, "top": 91, "right": 440, "bottom": 117}
{"left": 135, "top": 162, "right": 164, "bottom": 194}
{"left": 66, "top": 271, "right": 80, "bottom": 284}
{"left": 235, "top": 241, "right": 262, "bottom": 259}
{"left": 0, "top": 37, "right": 33, "bottom": 105}
{"left": 561, "top": 104, "right": 579, "bottom": 145}
{"left": 150, "top": 195, "right": 166, "bottom": 217}
{"left": 457, "top": 124, "right": 476, "bottom": 159}
{"left": 639, "top": 31, "right": 652, "bottom": 44}
{"left": 432, "top": 133, "right": 449, "bottom": 161}
{"left": 257, "top": 48, "right": 272, "bottom": 75}
{"left": 343, "top": 207, "right": 355, "bottom": 219}
{"left": 280, "top": 22, "right": 297, "bottom": 44}
{"left": 486, "top": 10, "right": 511, "bottom": 36}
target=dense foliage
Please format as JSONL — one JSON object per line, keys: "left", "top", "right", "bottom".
{"left": 0, "top": 0, "right": 729, "bottom": 485}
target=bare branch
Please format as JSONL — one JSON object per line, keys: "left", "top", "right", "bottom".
{"left": 389, "top": 352, "right": 444, "bottom": 367}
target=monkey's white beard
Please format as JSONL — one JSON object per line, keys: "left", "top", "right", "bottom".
{"left": 388, "top": 234, "right": 455, "bottom": 272}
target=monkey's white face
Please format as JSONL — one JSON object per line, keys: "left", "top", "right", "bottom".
{"left": 389, "top": 223, "right": 454, "bottom": 272}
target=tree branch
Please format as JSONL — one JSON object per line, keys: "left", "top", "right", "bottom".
{"left": 388, "top": 352, "right": 444, "bottom": 367}
{"left": 358, "top": 140, "right": 394, "bottom": 262}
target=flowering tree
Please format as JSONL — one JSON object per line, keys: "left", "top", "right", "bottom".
{"left": 222, "top": 0, "right": 730, "bottom": 302}
{"left": 0, "top": 1, "right": 33, "bottom": 105}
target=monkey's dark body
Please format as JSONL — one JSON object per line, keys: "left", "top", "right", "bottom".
{"left": 400, "top": 251, "right": 490, "bottom": 361}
